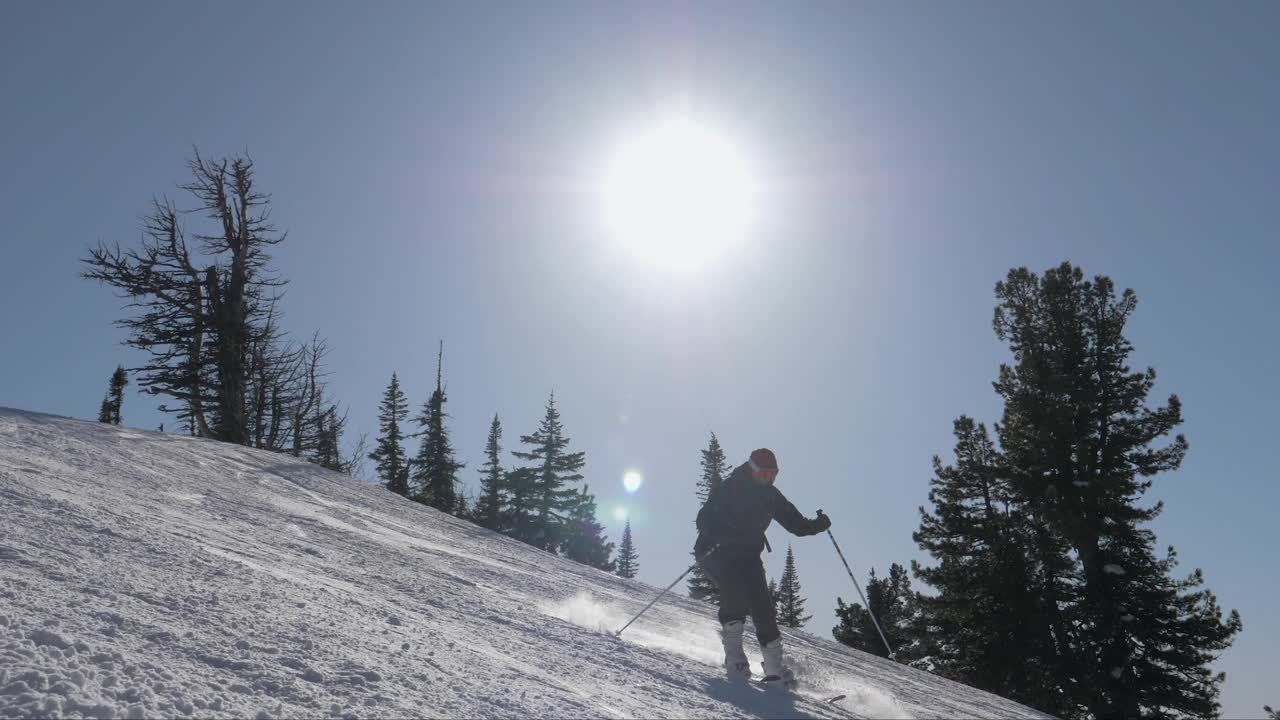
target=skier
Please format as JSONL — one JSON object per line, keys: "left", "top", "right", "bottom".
{"left": 694, "top": 448, "right": 831, "bottom": 686}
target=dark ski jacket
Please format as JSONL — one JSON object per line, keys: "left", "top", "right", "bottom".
{"left": 694, "top": 462, "right": 826, "bottom": 557}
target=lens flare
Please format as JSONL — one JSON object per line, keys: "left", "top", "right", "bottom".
{"left": 622, "top": 470, "right": 643, "bottom": 494}
{"left": 613, "top": 506, "right": 629, "bottom": 522}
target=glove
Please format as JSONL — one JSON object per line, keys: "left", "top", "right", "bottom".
{"left": 812, "top": 509, "right": 831, "bottom": 533}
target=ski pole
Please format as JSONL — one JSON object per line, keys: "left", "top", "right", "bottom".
{"left": 615, "top": 544, "right": 720, "bottom": 637}
{"left": 824, "top": 523, "right": 896, "bottom": 660}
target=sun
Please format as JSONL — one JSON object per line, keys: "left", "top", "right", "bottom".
{"left": 601, "top": 117, "right": 756, "bottom": 271}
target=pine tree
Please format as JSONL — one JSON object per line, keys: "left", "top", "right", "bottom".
{"left": 110, "top": 365, "right": 128, "bottom": 425}
{"left": 688, "top": 431, "right": 728, "bottom": 601}
{"left": 776, "top": 545, "right": 811, "bottom": 629}
{"left": 369, "top": 372, "right": 411, "bottom": 497}
{"left": 97, "top": 396, "right": 115, "bottom": 425}
{"left": 913, "top": 417, "right": 1068, "bottom": 713}
{"left": 992, "top": 263, "right": 1241, "bottom": 719}
{"left": 560, "top": 484, "right": 615, "bottom": 571}
{"left": 97, "top": 366, "right": 129, "bottom": 425}
{"left": 472, "top": 414, "right": 507, "bottom": 530}
{"left": 511, "top": 392, "right": 583, "bottom": 552}
{"left": 833, "top": 564, "right": 923, "bottom": 664}
{"left": 504, "top": 466, "right": 539, "bottom": 544}
{"left": 615, "top": 519, "right": 639, "bottom": 579}
{"left": 313, "top": 405, "right": 346, "bottom": 472}
{"left": 410, "top": 343, "right": 465, "bottom": 513}
{"left": 698, "top": 432, "right": 729, "bottom": 502}
{"left": 833, "top": 568, "right": 879, "bottom": 653}
{"left": 1264, "top": 705, "right": 1278, "bottom": 720}
{"left": 768, "top": 578, "right": 779, "bottom": 608}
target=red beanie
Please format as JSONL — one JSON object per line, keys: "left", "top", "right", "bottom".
{"left": 750, "top": 448, "right": 778, "bottom": 470}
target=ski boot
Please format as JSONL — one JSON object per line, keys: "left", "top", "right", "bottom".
{"left": 720, "top": 620, "right": 752, "bottom": 680}
{"left": 760, "top": 638, "right": 797, "bottom": 689}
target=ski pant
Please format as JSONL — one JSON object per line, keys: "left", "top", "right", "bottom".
{"left": 701, "top": 549, "right": 781, "bottom": 647}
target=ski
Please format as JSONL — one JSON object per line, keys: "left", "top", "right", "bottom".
{"left": 754, "top": 678, "right": 845, "bottom": 705}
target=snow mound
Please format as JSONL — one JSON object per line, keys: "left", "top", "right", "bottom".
{"left": 0, "top": 408, "right": 1053, "bottom": 719}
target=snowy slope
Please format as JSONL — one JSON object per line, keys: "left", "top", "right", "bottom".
{"left": 0, "top": 409, "right": 1053, "bottom": 720}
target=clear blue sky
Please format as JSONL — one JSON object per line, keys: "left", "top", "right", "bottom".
{"left": 2, "top": 2, "right": 1276, "bottom": 716}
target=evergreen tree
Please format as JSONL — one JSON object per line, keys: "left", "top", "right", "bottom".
{"left": 369, "top": 372, "right": 411, "bottom": 497}
{"left": 472, "top": 414, "right": 507, "bottom": 531}
{"left": 833, "top": 568, "right": 880, "bottom": 654}
{"left": 768, "top": 578, "right": 779, "bottom": 608}
{"left": 992, "top": 263, "right": 1240, "bottom": 719}
{"left": 97, "top": 366, "right": 129, "bottom": 425}
{"left": 1264, "top": 705, "right": 1278, "bottom": 720}
{"left": 698, "top": 432, "right": 729, "bottom": 502}
{"left": 313, "top": 405, "right": 347, "bottom": 472}
{"left": 776, "top": 545, "right": 811, "bottom": 629}
{"left": 688, "top": 431, "right": 728, "bottom": 601}
{"left": 410, "top": 343, "right": 465, "bottom": 513}
{"left": 833, "top": 564, "right": 923, "bottom": 664}
{"left": 107, "top": 365, "right": 129, "bottom": 425}
{"left": 504, "top": 466, "right": 539, "bottom": 544}
{"left": 913, "top": 417, "right": 1068, "bottom": 713}
{"left": 615, "top": 519, "right": 639, "bottom": 579}
{"left": 560, "top": 484, "right": 615, "bottom": 571}
{"left": 511, "top": 392, "right": 583, "bottom": 552}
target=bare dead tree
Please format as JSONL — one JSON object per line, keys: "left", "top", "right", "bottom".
{"left": 181, "top": 151, "right": 287, "bottom": 445}
{"left": 83, "top": 150, "right": 324, "bottom": 451}
{"left": 82, "top": 197, "right": 214, "bottom": 436}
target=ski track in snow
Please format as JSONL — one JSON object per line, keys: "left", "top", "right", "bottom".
{"left": 0, "top": 408, "right": 1055, "bottom": 719}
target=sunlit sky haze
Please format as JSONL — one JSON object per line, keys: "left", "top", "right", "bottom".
{"left": 1, "top": 3, "right": 1277, "bottom": 716}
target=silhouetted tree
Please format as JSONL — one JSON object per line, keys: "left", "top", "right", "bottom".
{"left": 97, "top": 366, "right": 128, "bottom": 425}
{"left": 560, "top": 484, "right": 614, "bottom": 571}
{"left": 370, "top": 372, "right": 411, "bottom": 496}
{"left": 511, "top": 392, "right": 583, "bottom": 552}
{"left": 993, "top": 263, "right": 1240, "bottom": 719}
{"left": 615, "top": 519, "right": 639, "bottom": 579}
{"left": 833, "top": 563, "right": 923, "bottom": 664}
{"left": 689, "top": 432, "right": 728, "bottom": 601}
{"left": 913, "top": 417, "right": 1067, "bottom": 712}
{"left": 313, "top": 405, "right": 346, "bottom": 472}
{"left": 776, "top": 545, "right": 811, "bottom": 629}
{"left": 82, "top": 151, "right": 335, "bottom": 450}
{"left": 411, "top": 342, "right": 465, "bottom": 513}
{"left": 504, "top": 466, "right": 539, "bottom": 545}
{"left": 472, "top": 414, "right": 507, "bottom": 530}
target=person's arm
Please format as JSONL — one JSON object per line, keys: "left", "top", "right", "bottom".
{"left": 771, "top": 488, "right": 831, "bottom": 536}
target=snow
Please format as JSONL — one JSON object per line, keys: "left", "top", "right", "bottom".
{"left": 0, "top": 408, "right": 1053, "bottom": 719}
{"left": 1103, "top": 563, "right": 1127, "bottom": 576}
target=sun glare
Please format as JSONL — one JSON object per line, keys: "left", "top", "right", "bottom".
{"left": 601, "top": 117, "right": 755, "bottom": 271}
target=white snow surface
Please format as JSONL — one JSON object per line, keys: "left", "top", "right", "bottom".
{"left": 0, "top": 409, "right": 1053, "bottom": 719}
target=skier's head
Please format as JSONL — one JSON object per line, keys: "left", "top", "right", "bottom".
{"left": 748, "top": 448, "right": 778, "bottom": 485}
